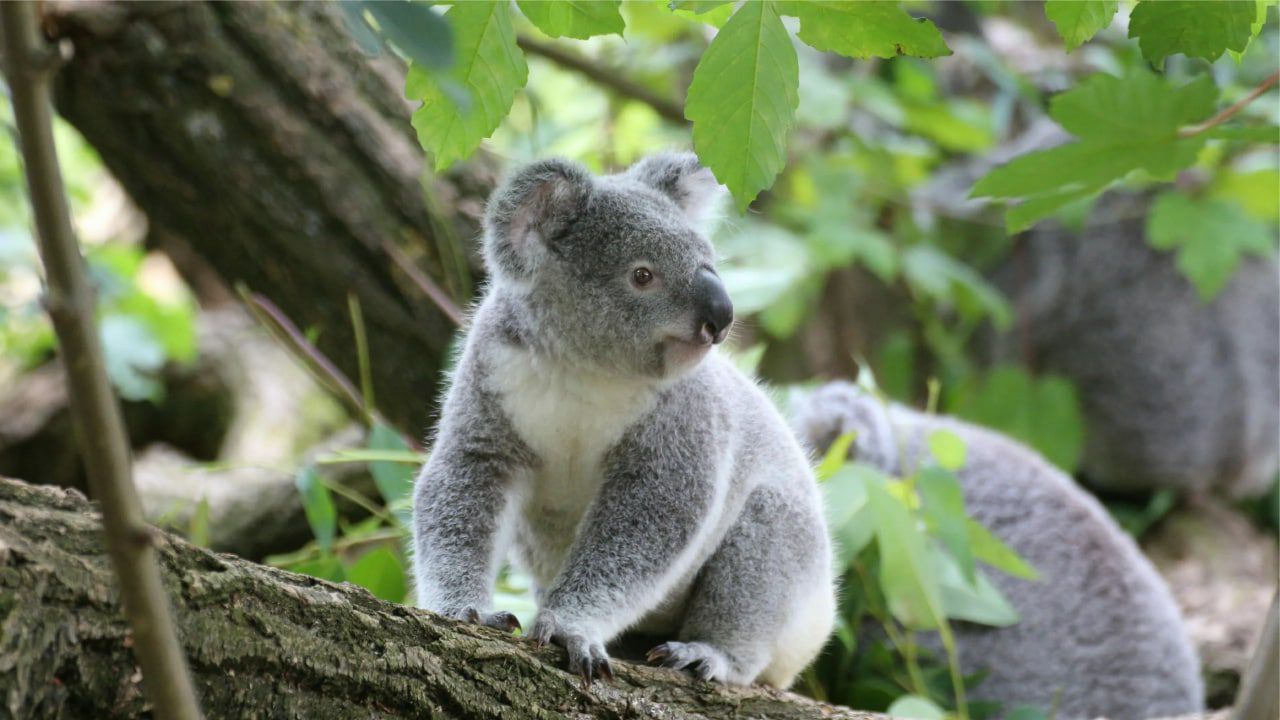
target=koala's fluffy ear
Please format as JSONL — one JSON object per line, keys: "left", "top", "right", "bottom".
{"left": 625, "top": 152, "right": 727, "bottom": 234}
{"left": 484, "top": 158, "right": 593, "bottom": 279}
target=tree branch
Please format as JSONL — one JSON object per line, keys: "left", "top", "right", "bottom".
{"left": 0, "top": 475, "right": 884, "bottom": 719}
{"left": 0, "top": 3, "right": 202, "bottom": 718}
{"left": 517, "top": 34, "right": 688, "bottom": 125}
{"left": 1178, "top": 70, "right": 1280, "bottom": 139}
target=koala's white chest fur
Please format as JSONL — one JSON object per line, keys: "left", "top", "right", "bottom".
{"left": 487, "top": 344, "right": 656, "bottom": 586}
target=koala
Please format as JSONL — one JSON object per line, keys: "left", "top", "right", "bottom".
{"left": 412, "top": 153, "right": 835, "bottom": 687}
{"left": 986, "top": 191, "right": 1279, "bottom": 498}
{"left": 791, "top": 382, "right": 1204, "bottom": 720}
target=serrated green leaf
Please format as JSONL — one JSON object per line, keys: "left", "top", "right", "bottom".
{"left": 346, "top": 547, "right": 409, "bottom": 602}
{"left": 1045, "top": 0, "right": 1117, "bottom": 51}
{"left": 1147, "top": 193, "right": 1275, "bottom": 300}
{"left": 1128, "top": 0, "right": 1257, "bottom": 65}
{"left": 518, "top": 0, "right": 624, "bottom": 39}
{"left": 1052, "top": 72, "right": 1217, "bottom": 141}
{"left": 686, "top": 0, "right": 799, "bottom": 212}
{"left": 781, "top": 1, "right": 950, "bottom": 59}
{"left": 295, "top": 465, "right": 337, "bottom": 551}
{"left": 407, "top": 0, "right": 527, "bottom": 171}
{"left": 926, "top": 430, "right": 966, "bottom": 471}
{"left": 972, "top": 71, "right": 1218, "bottom": 230}
{"left": 364, "top": 1, "right": 454, "bottom": 70}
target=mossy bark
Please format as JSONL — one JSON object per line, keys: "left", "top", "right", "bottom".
{"left": 45, "top": 0, "right": 493, "bottom": 436}
{"left": 0, "top": 476, "right": 883, "bottom": 719}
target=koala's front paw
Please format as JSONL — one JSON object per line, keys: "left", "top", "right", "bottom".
{"left": 529, "top": 610, "right": 614, "bottom": 685}
{"left": 445, "top": 607, "right": 522, "bottom": 634}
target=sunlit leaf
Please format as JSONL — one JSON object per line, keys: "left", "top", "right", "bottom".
{"left": 867, "top": 478, "right": 945, "bottom": 630}
{"left": 1045, "top": 0, "right": 1117, "bottom": 51}
{"left": 781, "top": 1, "right": 950, "bottom": 59}
{"left": 686, "top": 0, "right": 799, "bottom": 212}
{"left": 817, "top": 431, "right": 858, "bottom": 482}
{"left": 926, "top": 430, "right": 966, "bottom": 471}
{"left": 1128, "top": 0, "right": 1257, "bottom": 65}
{"left": 917, "top": 467, "right": 973, "bottom": 582}
{"left": 886, "top": 694, "right": 947, "bottom": 719}
{"left": 517, "top": 0, "right": 624, "bottom": 39}
{"left": 407, "top": 0, "right": 527, "bottom": 171}
{"left": 967, "top": 519, "right": 1038, "bottom": 581}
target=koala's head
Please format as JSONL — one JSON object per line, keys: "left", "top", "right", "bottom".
{"left": 482, "top": 153, "right": 733, "bottom": 379}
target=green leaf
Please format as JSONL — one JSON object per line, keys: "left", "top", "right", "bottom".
{"left": 288, "top": 556, "right": 345, "bottom": 583}
{"left": 669, "top": 0, "right": 731, "bottom": 12}
{"left": 901, "top": 245, "right": 1011, "bottom": 328}
{"left": 917, "top": 467, "right": 973, "bottom": 583}
{"left": 346, "top": 547, "right": 409, "bottom": 603}
{"left": 1045, "top": 0, "right": 1118, "bottom": 51}
{"left": 816, "top": 431, "right": 858, "bottom": 481}
{"left": 781, "top": 1, "right": 950, "bottom": 59}
{"left": 823, "top": 464, "right": 877, "bottom": 570}
{"left": 926, "top": 430, "right": 966, "bottom": 471}
{"left": 971, "top": 71, "right": 1218, "bottom": 230}
{"left": 1128, "top": 0, "right": 1257, "bottom": 65}
{"left": 686, "top": 0, "right": 799, "bottom": 212}
{"left": 339, "top": 2, "right": 387, "bottom": 56}
{"left": 1206, "top": 125, "right": 1280, "bottom": 143}
{"left": 295, "top": 465, "right": 337, "bottom": 551}
{"left": 950, "top": 366, "right": 1084, "bottom": 473}
{"left": 99, "top": 315, "right": 167, "bottom": 402}
{"left": 364, "top": 1, "right": 454, "bottom": 70}
{"left": 967, "top": 518, "right": 1038, "bottom": 581}
{"left": 868, "top": 479, "right": 945, "bottom": 630}
{"left": 933, "top": 546, "right": 1021, "bottom": 626}
{"left": 886, "top": 694, "right": 947, "bottom": 720}
{"left": 367, "top": 423, "right": 419, "bottom": 509}
{"left": 1147, "top": 193, "right": 1275, "bottom": 300}
{"left": 517, "top": 0, "right": 624, "bottom": 39}
{"left": 407, "top": 0, "right": 528, "bottom": 171}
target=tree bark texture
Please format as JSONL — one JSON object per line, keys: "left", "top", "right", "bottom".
{"left": 45, "top": 0, "right": 495, "bottom": 437}
{"left": 0, "top": 476, "right": 884, "bottom": 720}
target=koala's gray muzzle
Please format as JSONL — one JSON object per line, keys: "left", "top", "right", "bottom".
{"left": 694, "top": 267, "right": 734, "bottom": 345}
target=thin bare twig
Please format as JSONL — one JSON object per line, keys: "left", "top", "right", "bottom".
{"left": 0, "top": 3, "right": 203, "bottom": 718}
{"left": 1178, "top": 70, "right": 1280, "bottom": 139}
{"left": 382, "top": 240, "right": 465, "bottom": 327}
{"left": 516, "top": 34, "right": 688, "bottom": 125}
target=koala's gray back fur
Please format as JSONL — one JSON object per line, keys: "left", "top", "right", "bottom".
{"left": 989, "top": 194, "right": 1279, "bottom": 498}
{"left": 791, "top": 382, "right": 1204, "bottom": 720}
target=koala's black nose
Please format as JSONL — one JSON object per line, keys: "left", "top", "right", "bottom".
{"left": 693, "top": 267, "right": 734, "bottom": 345}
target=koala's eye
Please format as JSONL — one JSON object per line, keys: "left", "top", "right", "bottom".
{"left": 632, "top": 267, "right": 654, "bottom": 288}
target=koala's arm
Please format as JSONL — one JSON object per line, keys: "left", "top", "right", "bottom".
{"left": 413, "top": 373, "right": 532, "bottom": 621}
{"left": 534, "top": 406, "right": 723, "bottom": 642}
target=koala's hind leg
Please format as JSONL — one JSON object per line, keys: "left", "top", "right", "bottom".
{"left": 649, "top": 485, "right": 834, "bottom": 687}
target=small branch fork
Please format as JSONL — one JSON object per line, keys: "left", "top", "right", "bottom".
{"left": 0, "top": 3, "right": 203, "bottom": 719}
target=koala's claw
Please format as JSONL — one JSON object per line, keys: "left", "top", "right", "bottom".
{"left": 646, "top": 641, "right": 730, "bottom": 682}
{"left": 530, "top": 611, "right": 613, "bottom": 684}
{"left": 449, "top": 608, "right": 522, "bottom": 635}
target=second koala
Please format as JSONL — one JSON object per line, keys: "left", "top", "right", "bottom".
{"left": 413, "top": 154, "right": 835, "bottom": 687}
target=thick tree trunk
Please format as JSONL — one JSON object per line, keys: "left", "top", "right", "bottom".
{"left": 0, "top": 476, "right": 880, "bottom": 719}
{"left": 45, "top": 0, "right": 494, "bottom": 436}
